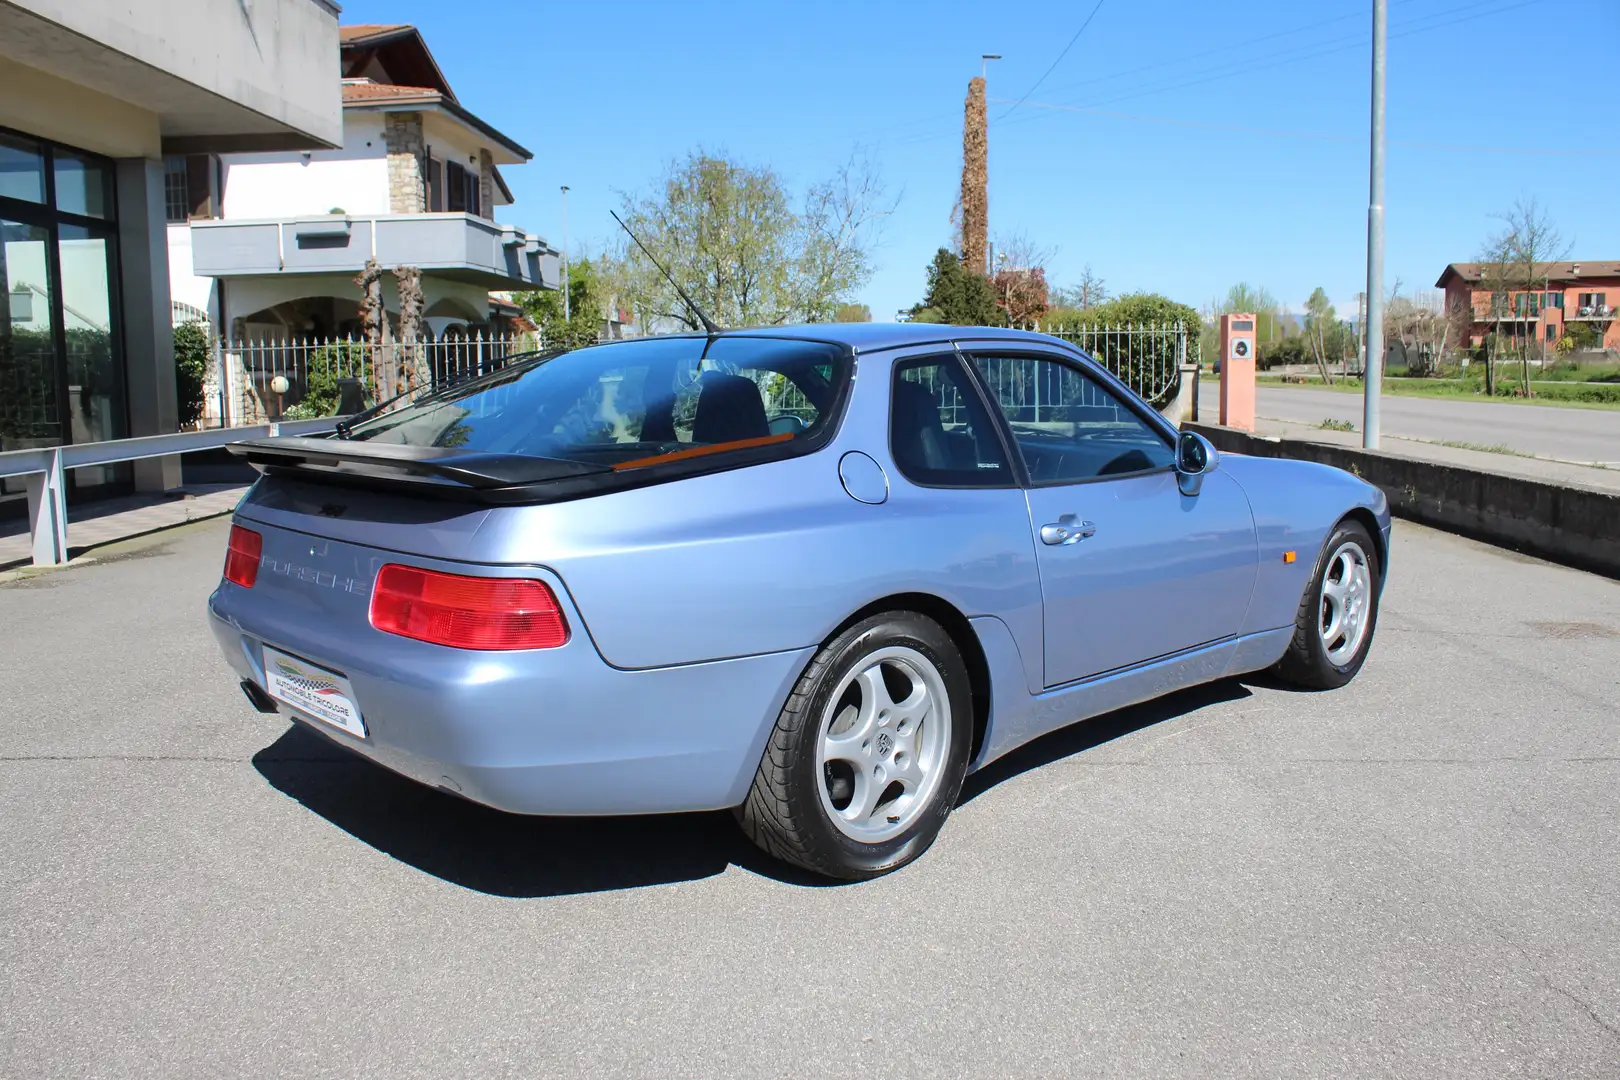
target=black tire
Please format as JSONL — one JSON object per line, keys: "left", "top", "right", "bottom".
{"left": 1274, "top": 518, "right": 1382, "bottom": 689}
{"left": 737, "top": 611, "right": 973, "bottom": 881}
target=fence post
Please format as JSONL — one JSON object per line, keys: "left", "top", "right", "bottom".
{"left": 25, "top": 447, "right": 69, "bottom": 566}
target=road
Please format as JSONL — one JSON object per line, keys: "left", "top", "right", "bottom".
{"left": 3, "top": 519, "right": 1618, "bottom": 1078}
{"left": 1197, "top": 381, "right": 1620, "bottom": 463}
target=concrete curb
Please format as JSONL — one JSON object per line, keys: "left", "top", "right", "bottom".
{"left": 1185, "top": 422, "right": 1620, "bottom": 580}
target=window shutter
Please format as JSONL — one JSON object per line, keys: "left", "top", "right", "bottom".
{"left": 186, "top": 155, "right": 213, "bottom": 219}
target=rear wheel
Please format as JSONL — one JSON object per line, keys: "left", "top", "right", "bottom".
{"left": 1275, "top": 519, "right": 1381, "bottom": 689}
{"left": 737, "top": 612, "right": 972, "bottom": 880}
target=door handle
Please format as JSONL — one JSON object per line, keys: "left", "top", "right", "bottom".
{"left": 1040, "top": 514, "right": 1097, "bottom": 546}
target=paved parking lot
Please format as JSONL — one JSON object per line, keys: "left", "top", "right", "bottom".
{"left": 2, "top": 517, "right": 1617, "bottom": 1078}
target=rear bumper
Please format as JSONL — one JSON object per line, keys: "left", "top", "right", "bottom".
{"left": 208, "top": 587, "right": 811, "bottom": 815}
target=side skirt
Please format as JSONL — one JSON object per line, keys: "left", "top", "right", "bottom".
{"left": 968, "top": 625, "right": 1293, "bottom": 772}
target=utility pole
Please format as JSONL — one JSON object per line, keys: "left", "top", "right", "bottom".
{"left": 559, "top": 185, "right": 571, "bottom": 323}
{"left": 1363, "top": 0, "right": 1387, "bottom": 449}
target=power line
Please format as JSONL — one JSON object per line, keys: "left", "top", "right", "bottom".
{"left": 987, "top": 98, "right": 1620, "bottom": 156}
{"left": 1045, "top": 0, "right": 1548, "bottom": 119}
{"left": 997, "top": 0, "right": 1107, "bottom": 120}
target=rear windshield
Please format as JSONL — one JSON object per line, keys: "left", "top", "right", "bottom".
{"left": 344, "top": 335, "right": 848, "bottom": 470}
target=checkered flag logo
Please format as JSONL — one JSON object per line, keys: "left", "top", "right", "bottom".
{"left": 274, "top": 660, "right": 343, "bottom": 696}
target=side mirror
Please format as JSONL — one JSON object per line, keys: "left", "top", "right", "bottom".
{"left": 1176, "top": 430, "right": 1218, "bottom": 496}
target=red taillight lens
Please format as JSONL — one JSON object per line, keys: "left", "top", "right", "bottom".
{"left": 368, "top": 564, "right": 569, "bottom": 650}
{"left": 223, "top": 525, "right": 262, "bottom": 587}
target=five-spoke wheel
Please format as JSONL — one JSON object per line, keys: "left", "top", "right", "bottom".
{"left": 1276, "top": 517, "right": 1383, "bottom": 689}
{"left": 738, "top": 612, "right": 972, "bottom": 880}
{"left": 816, "top": 647, "right": 951, "bottom": 844}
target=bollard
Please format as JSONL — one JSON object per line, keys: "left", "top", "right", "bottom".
{"left": 1218, "top": 313, "right": 1258, "bottom": 432}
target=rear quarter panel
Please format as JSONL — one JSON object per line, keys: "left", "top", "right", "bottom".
{"left": 1216, "top": 453, "right": 1390, "bottom": 634}
{"left": 470, "top": 344, "right": 1045, "bottom": 672}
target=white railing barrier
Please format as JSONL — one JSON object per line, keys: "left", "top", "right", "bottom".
{"left": 0, "top": 418, "right": 343, "bottom": 568}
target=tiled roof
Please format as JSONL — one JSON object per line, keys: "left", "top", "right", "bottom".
{"left": 340, "top": 24, "right": 413, "bottom": 44}
{"left": 341, "top": 80, "right": 441, "bottom": 104}
{"left": 1438, "top": 261, "right": 1620, "bottom": 287}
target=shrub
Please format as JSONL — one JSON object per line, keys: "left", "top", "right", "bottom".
{"left": 297, "top": 341, "right": 369, "bottom": 416}
{"left": 173, "top": 321, "right": 209, "bottom": 426}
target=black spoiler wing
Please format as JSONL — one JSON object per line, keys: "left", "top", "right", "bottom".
{"left": 228, "top": 436, "right": 611, "bottom": 497}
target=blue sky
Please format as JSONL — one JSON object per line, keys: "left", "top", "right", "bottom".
{"left": 343, "top": 0, "right": 1620, "bottom": 322}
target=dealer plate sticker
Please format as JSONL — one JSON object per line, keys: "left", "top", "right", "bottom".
{"left": 262, "top": 646, "right": 367, "bottom": 739}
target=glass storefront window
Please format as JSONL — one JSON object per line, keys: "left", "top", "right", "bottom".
{"left": 1, "top": 126, "right": 127, "bottom": 506}
{"left": 1, "top": 219, "right": 62, "bottom": 498}
{"left": 58, "top": 225, "right": 121, "bottom": 486}
{"left": 0, "top": 132, "right": 46, "bottom": 205}
{"left": 54, "top": 151, "right": 114, "bottom": 219}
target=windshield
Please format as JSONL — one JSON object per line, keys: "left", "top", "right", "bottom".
{"left": 345, "top": 335, "right": 848, "bottom": 470}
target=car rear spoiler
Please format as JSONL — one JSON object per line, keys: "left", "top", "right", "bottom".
{"left": 228, "top": 436, "right": 612, "bottom": 497}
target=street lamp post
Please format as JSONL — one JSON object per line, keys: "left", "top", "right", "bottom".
{"left": 559, "top": 185, "right": 571, "bottom": 324}
{"left": 1363, "top": 0, "right": 1387, "bottom": 449}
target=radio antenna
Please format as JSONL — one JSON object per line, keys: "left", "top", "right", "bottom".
{"left": 609, "top": 210, "right": 721, "bottom": 335}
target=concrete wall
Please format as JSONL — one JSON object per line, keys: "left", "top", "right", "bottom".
{"left": 1187, "top": 422, "right": 1620, "bottom": 579}
{"left": 5, "top": 0, "right": 341, "bottom": 150}
{"left": 221, "top": 114, "right": 392, "bottom": 219}
{"left": 0, "top": 61, "right": 162, "bottom": 159}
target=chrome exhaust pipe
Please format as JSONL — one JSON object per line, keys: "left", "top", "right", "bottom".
{"left": 240, "top": 679, "right": 278, "bottom": 714}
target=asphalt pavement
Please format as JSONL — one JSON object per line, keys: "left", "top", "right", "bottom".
{"left": 1197, "top": 381, "right": 1620, "bottom": 463}
{"left": 2, "top": 518, "right": 1617, "bottom": 1078}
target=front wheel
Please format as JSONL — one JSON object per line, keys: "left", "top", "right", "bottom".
{"left": 1274, "top": 519, "right": 1382, "bottom": 689}
{"left": 737, "top": 612, "right": 972, "bottom": 880}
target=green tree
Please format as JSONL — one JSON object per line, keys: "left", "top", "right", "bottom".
{"left": 517, "top": 258, "right": 607, "bottom": 350}
{"left": 833, "top": 302, "right": 872, "bottom": 322}
{"left": 173, "top": 321, "right": 209, "bottom": 426}
{"left": 604, "top": 150, "right": 888, "bottom": 330}
{"left": 1303, "top": 287, "right": 1338, "bottom": 383}
{"left": 911, "top": 248, "right": 1000, "bottom": 326}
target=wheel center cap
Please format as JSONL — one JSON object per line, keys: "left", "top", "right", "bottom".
{"left": 875, "top": 732, "right": 893, "bottom": 759}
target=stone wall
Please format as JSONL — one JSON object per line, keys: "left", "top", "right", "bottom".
{"left": 478, "top": 148, "right": 494, "bottom": 220}
{"left": 384, "top": 112, "right": 425, "bottom": 214}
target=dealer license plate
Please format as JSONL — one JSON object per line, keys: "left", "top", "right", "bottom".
{"left": 262, "top": 646, "right": 368, "bottom": 739}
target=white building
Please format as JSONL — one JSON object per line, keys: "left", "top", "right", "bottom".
{"left": 2, "top": 0, "right": 341, "bottom": 500}
{"left": 168, "top": 23, "right": 557, "bottom": 344}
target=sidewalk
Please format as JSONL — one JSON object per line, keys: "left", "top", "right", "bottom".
{"left": 0, "top": 484, "right": 248, "bottom": 570}
{"left": 1226, "top": 412, "right": 1620, "bottom": 494}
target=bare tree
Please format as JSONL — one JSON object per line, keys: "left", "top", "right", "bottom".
{"left": 1481, "top": 197, "right": 1571, "bottom": 394}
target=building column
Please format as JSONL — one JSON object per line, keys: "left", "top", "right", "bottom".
{"left": 385, "top": 113, "right": 425, "bottom": 213}
{"left": 478, "top": 149, "right": 495, "bottom": 220}
{"left": 115, "top": 157, "right": 181, "bottom": 491}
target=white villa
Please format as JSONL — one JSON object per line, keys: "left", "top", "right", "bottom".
{"left": 167, "top": 23, "right": 558, "bottom": 344}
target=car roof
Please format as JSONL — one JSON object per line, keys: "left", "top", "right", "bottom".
{"left": 706, "top": 323, "right": 1072, "bottom": 353}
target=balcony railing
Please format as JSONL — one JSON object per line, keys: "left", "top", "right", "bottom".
{"left": 190, "top": 213, "right": 560, "bottom": 290}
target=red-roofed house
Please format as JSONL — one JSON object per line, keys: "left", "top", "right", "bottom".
{"left": 1435, "top": 261, "right": 1620, "bottom": 353}
{"left": 168, "top": 23, "right": 557, "bottom": 344}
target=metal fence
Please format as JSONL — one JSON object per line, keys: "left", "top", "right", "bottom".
{"left": 191, "top": 322, "right": 1193, "bottom": 430}
{"left": 201, "top": 333, "right": 539, "bottom": 428}
{"left": 1045, "top": 321, "right": 1194, "bottom": 408}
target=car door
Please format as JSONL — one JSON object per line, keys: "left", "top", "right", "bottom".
{"left": 964, "top": 348, "right": 1258, "bottom": 688}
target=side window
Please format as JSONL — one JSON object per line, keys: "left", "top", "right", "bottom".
{"left": 889, "top": 355, "right": 1012, "bottom": 487}
{"left": 969, "top": 353, "right": 1175, "bottom": 484}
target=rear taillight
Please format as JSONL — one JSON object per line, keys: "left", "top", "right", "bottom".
{"left": 223, "top": 525, "right": 262, "bottom": 587}
{"left": 368, "top": 564, "right": 569, "bottom": 650}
